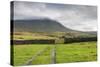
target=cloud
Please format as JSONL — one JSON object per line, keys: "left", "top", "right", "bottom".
{"left": 64, "top": 20, "right": 97, "bottom": 31}
{"left": 12, "top": 1, "right": 97, "bottom": 31}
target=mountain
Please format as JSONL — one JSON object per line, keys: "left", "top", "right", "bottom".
{"left": 13, "top": 18, "right": 74, "bottom": 32}
{"left": 82, "top": 31, "right": 97, "bottom": 35}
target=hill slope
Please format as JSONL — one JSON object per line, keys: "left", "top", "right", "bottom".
{"left": 13, "top": 18, "right": 74, "bottom": 32}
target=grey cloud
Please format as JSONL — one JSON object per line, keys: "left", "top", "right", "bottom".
{"left": 12, "top": 1, "right": 97, "bottom": 31}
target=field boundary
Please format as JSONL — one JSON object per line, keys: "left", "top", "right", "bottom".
{"left": 51, "top": 45, "right": 56, "bottom": 64}
{"left": 12, "top": 40, "right": 55, "bottom": 44}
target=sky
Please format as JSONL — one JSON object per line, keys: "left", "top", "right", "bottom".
{"left": 12, "top": 1, "right": 97, "bottom": 31}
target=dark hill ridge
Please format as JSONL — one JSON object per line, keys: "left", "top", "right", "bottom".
{"left": 13, "top": 18, "right": 74, "bottom": 32}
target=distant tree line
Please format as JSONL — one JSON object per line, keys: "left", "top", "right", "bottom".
{"left": 64, "top": 37, "right": 97, "bottom": 43}
{"left": 12, "top": 39, "right": 55, "bottom": 45}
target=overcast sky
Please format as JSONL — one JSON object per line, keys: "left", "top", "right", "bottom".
{"left": 12, "top": 1, "right": 97, "bottom": 31}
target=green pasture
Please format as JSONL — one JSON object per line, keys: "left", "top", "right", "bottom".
{"left": 56, "top": 42, "right": 97, "bottom": 63}
{"left": 13, "top": 32, "right": 95, "bottom": 40}
{"left": 13, "top": 32, "right": 56, "bottom": 40}
{"left": 13, "top": 42, "right": 97, "bottom": 66}
{"left": 13, "top": 45, "right": 52, "bottom": 65}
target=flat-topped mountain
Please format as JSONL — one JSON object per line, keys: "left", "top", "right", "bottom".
{"left": 13, "top": 18, "right": 74, "bottom": 32}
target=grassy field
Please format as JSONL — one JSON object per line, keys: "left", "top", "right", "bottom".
{"left": 13, "top": 45, "right": 52, "bottom": 65}
{"left": 13, "top": 32, "right": 96, "bottom": 40}
{"left": 13, "top": 41, "right": 97, "bottom": 66}
{"left": 56, "top": 42, "right": 97, "bottom": 63}
{"left": 13, "top": 32, "right": 56, "bottom": 40}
